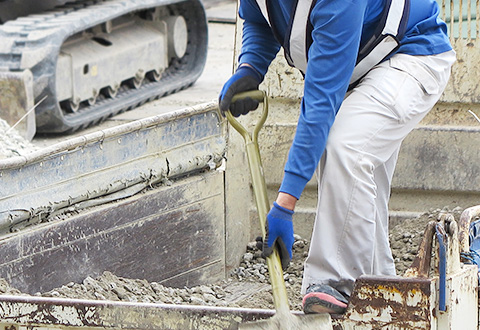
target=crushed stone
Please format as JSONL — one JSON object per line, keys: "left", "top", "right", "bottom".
{"left": 0, "top": 206, "right": 467, "bottom": 311}
{"left": 0, "top": 119, "right": 39, "bottom": 159}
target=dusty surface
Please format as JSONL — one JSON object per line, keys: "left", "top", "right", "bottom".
{"left": 0, "top": 278, "right": 23, "bottom": 296}
{"left": 0, "top": 119, "right": 39, "bottom": 159}
{"left": 0, "top": 206, "right": 465, "bottom": 311}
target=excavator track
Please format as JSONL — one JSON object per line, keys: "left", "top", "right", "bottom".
{"left": 0, "top": 0, "right": 208, "bottom": 133}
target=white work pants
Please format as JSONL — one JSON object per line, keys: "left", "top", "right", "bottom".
{"left": 301, "top": 50, "right": 456, "bottom": 296}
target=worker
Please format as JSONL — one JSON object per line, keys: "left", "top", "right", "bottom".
{"left": 219, "top": 0, "right": 455, "bottom": 314}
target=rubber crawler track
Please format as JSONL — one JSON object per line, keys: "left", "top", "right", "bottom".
{"left": 0, "top": 0, "right": 208, "bottom": 133}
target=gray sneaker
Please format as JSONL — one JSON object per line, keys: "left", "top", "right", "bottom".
{"left": 302, "top": 284, "right": 349, "bottom": 314}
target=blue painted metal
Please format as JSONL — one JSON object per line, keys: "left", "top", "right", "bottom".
{"left": 436, "top": 223, "right": 447, "bottom": 312}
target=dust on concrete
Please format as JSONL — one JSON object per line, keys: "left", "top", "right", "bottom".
{"left": 0, "top": 278, "right": 23, "bottom": 296}
{"left": 0, "top": 119, "right": 39, "bottom": 159}
{"left": 0, "top": 206, "right": 467, "bottom": 311}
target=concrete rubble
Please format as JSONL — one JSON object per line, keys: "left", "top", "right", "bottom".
{"left": 0, "top": 206, "right": 464, "bottom": 311}
{"left": 0, "top": 119, "right": 39, "bottom": 159}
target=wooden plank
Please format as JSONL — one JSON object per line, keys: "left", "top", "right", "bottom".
{"left": 0, "top": 171, "right": 225, "bottom": 294}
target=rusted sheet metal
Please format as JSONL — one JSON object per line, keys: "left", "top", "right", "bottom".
{"left": 335, "top": 213, "right": 479, "bottom": 329}
{"left": 458, "top": 205, "right": 480, "bottom": 255}
{"left": 405, "top": 221, "right": 436, "bottom": 278}
{"left": 436, "top": 263, "right": 478, "bottom": 329}
{"left": 0, "top": 102, "right": 226, "bottom": 235}
{"left": 437, "top": 214, "right": 462, "bottom": 275}
{"left": 0, "top": 294, "right": 276, "bottom": 329}
{"left": 405, "top": 215, "right": 463, "bottom": 278}
{"left": 339, "top": 275, "right": 436, "bottom": 329}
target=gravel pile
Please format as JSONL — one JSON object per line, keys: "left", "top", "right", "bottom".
{"left": 27, "top": 235, "right": 310, "bottom": 311}
{"left": 0, "top": 206, "right": 466, "bottom": 311}
{"left": 0, "top": 278, "right": 23, "bottom": 296}
{"left": 40, "top": 271, "right": 231, "bottom": 307}
{"left": 389, "top": 206, "right": 464, "bottom": 275}
{"left": 0, "top": 119, "right": 39, "bottom": 159}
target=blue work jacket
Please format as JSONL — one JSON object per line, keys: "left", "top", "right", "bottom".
{"left": 238, "top": 0, "right": 452, "bottom": 199}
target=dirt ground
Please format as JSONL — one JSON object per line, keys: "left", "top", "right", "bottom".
{"left": 0, "top": 206, "right": 465, "bottom": 311}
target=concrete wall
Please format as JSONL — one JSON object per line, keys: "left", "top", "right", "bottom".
{"left": 225, "top": 1, "right": 480, "bottom": 246}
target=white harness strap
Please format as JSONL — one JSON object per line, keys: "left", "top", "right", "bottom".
{"left": 349, "top": 36, "right": 399, "bottom": 84}
{"left": 288, "top": 0, "right": 315, "bottom": 72}
{"left": 256, "top": 0, "right": 270, "bottom": 26}
{"left": 350, "top": 0, "right": 408, "bottom": 84}
{"left": 384, "top": 0, "right": 406, "bottom": 35}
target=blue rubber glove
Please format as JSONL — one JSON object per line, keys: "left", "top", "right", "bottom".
{"left": 262, "top": 202, "right": 294, "bottom": 270}
{"left": 218, "top": 65, "right": 262, "bottom": 117}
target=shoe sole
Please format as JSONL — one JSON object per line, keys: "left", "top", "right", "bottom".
{"left": 302, "top": 292, "right": 347, "bottom": 314}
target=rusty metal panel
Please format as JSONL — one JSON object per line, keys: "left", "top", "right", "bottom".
{"left": 339, "top": 275, "right": 436, "bottom": 329}
{"left": 334, "top": 215, "right": 479, "bottom": 329}
{"left": 436, "top": 264, "right": 478, "bottom": 328}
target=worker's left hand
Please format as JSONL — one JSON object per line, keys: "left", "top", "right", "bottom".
{"left": 218, "top": 65, "right": 262, "bottom": 117}
{"left": 262, "top": 202, "right": 294, "bottom": 270}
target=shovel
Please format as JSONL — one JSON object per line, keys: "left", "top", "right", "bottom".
{"left": 225, "top": 90, "right": 332, "bottom": 329}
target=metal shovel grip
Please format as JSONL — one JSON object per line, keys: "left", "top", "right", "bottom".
{"left": 226, "top": 90, "right": 290, "bottom": 313}
{"left": 227, "top": 90, "right": 268, "bottom": 147}
{"left": 226, "top": 90, "right": 269, "bottom": 237}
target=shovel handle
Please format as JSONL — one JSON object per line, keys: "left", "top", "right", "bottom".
{"left": 226, "top": 90, "right": 268, "bottom": 145}
{"left": 231, "top": 89, "right": 265, "bottom": 103}
{"left": 225, "top": 91, "right": 291, "bottom": 313}
{"left": 225, "top": 90, "right": 269, "bottom": 236}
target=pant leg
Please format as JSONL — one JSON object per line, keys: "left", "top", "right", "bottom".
{"left": 371, "top": 147, "right": 400, "bottom": 277}
{"left": 301, "top": 50, "right": 456, "bottom": 296}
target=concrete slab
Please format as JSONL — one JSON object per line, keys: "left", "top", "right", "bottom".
{"left": 206, "top": 1, "right": 237, "bottom": 23}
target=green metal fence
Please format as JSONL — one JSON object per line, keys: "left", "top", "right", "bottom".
{"left": 439, "top": 0, "right": 479, "bottom": 39}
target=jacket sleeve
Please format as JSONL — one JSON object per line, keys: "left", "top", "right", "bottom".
{"left": 279, "top": 0, "right": 368, "bottom": 199}
{"left": 238, "top": 0, "right": 281, "bottom": 77}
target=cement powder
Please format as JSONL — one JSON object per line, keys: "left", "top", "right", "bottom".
{"left": 0, "top": 119, "right": 39, "bottom": 159}
{"left": 0, "top": 206, "right": 465, "bottom": 311}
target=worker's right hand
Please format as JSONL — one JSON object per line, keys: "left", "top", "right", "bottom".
{"left": 219, "top": 65, "right": 262, "bottom": 117}
{"left": 261, "top": 202, "right": 294, "bottom": 271}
